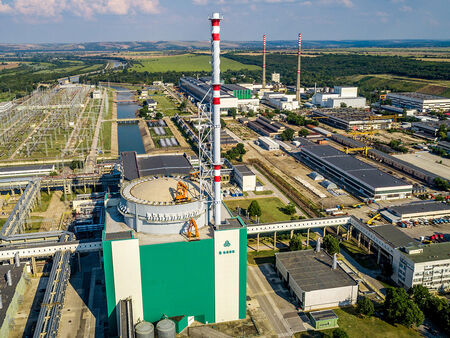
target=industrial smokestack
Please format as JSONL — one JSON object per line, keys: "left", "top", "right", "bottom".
{"left": 296, "top": 33, "right": 302, "bottom": 103}
{"left": 332, "top": 253, "right": 337, "bottom": 269}
{"left": 316, "top": 237, "right": 321, "bottom": 253}
{"left": 262, "top": 34, "right": 266, "bottom": 89}
{"left": 210, "top": 12, "right": 222, "bottom": 227}
{"left": 14, "top": 252, "right": 20, "bottom": 267}
{"left": 6, "top": 270, "right": 12, "bottom": 286}
{"left": 0, "top": 293, "right": 2, "bottom": 310}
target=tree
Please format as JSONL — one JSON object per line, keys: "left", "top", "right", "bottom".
{"left": 220, "top": 118, "right": 227, "bottom": 129}
{"left": 228, "top": 107, "right": 237, "bottom": 118}
{"left": 280, "top": 128, "right": 295, "bottom": 141}
{"left": 179, "top": 100, "right": 186, "bottom": 111}
{"left": 299, "top": 128, "right": 310, "bottom": 137}
{"left": 323, "top": 234, "right": 340, "bottom": 255}
{"left": 235, "top": 143, "right": 246, "bottom": 155}
{"left": 357, "top": 297, "right": 374, "bottom": 316}
{"left": 408, "top": 285, "right": 431, "bottom": 310}
{"left": 332, "top": 328, "right": 348, "bottom": 338}
{"left": 384, "top": 288, "right": 424, "bottom": 327}
{"left": 247, "top": 200, "right": 262, "bottom": 218}
{"left": 434, "top": 177, "right": 449, "bottom": 191}
{"left": 70, "top": 160, "right": 83, "bottom": 170}
{"left": 283, "top": 202, "right": 296, "bottom": 215}
{"left": 155, "top": 112, "right": 163, "bottom": 120}
{"left": 289, "top": 234, "right": 303, "bottom": 251}
{"left": 340, "top": 102, "right": 347, "bottom": 108}
{"left": 438, "top": 124, "right": 447, "bottom": 140}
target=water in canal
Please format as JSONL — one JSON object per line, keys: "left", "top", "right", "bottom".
{"left": 113, "top": 86, "right": 145, "bottom": 154}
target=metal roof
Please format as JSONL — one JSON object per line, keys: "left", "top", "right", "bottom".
{"left": 406, "top": 242, "right": 450, "bottom": 263}
{"left": 370, "top": 225, "right": 416, "bottom": 248}
{"left": 137, "top": 155, "right": 192, "bottom": 176}
{"left": 121, "top": 151, "right": 140, "bottom": 181}
{"left": 302, "top": 145, "right": 410, "bottom": 189}
{"left": 310, "top": 310, "right": 338, "bottom": 321}
{"left": 0, "top": 164, "right": 54, "bottom": 173}
{"left": 389, "top": 201, "right": 450, "bottom": 217}
{"left": 275, "top": 250, "right": 357, "bottom": 292}
{"left": 234, "top": 164, "right": 255, "bottom": 177}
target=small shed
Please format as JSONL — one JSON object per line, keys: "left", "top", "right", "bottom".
{"left": 309, "top": 310, "right": 339, "bottom": 330}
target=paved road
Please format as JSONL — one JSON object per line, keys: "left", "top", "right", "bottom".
{"left": 247, "top": 264, "right": 309, "bottom": 337}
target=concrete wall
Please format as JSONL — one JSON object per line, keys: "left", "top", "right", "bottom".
{"left": 303, "top": 285, "right": 357, "bottom": 311}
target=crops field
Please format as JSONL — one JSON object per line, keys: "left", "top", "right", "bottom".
{"left": 130, "top": 54, "right": 260, "bottom": 72}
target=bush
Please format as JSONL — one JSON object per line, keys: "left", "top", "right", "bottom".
{"left": 332, "top": 328, "right": 348, "bottom": 338}
{"left": 247, "top": 200, "right": 261, "bottom": 218}
{"left": 289, "top": 234, "right": 303, "bottom": 251}
{"left": 323, "top": 234, "right": 340, "bottom": 255}
{"left": 283, "top": 202, "right": 296, "bottom": 215}
{"left": 357, "top": 297, "right": 375, "bottom": 316}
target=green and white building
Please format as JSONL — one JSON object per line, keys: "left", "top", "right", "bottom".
{"left": 102, "top": 205, "right": 247, "bottom": 333}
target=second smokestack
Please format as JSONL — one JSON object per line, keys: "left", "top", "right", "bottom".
{"left": 262, "top": 34, "right": 266, "bottom": 89}
{"left": 296, "top": 33, "right": 302, "bottom": 103}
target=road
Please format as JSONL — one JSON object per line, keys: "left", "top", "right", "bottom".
{"left": 247, "top": 264, "right": 309, "bottom": 337}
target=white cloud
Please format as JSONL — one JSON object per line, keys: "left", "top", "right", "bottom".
{"left": 0, "top": 0, "right": 160, "bottom": 18}
{"left": 376, "top": 11, "right": 389, "bottom": 23}
{"left": 400, "top": 5, "right": 412, "bottom": 12}
{"left": 194, "top": 0, "right": 352, "bottom": 6}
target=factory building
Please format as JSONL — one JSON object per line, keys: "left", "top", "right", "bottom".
{"left": 233, "top": 165, "right": 256, "bottom": 191}
{"left": 387, "top": 92, "right": 450, "bottom": 112}
{"left": 179, "top": 77, "right": 259, "bottom": 112}
{"left": 295, "top": 145, "right": 413, "bottom": 200}
{"left": 104, "top": 153, "right": 247, "bottom": 333}
{"left": 0, "top": 164, "right": 55, "bottom": 178}
{"left": 247, "top": 116, "right": 285, "bottom": 137}
{"left": 275, "top": 249, "right": 358, "bottom": 311}
{"left": 312, "top": 110, "right": 393, "bottom": 131}
{"left": 381, "top": 201, "right": 450, "bottom": 223}
{"left": 262, "top": 92, "right": 299, "bottom": 111}
{"left": 258, "top": 136, "right": 280, "bottom": 151}
{"left": 312, "top": 86, "right": 366, "bottom": 108}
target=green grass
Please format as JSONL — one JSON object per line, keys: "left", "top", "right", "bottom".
{"left": 340, "top": 240, "right": 378, "bottom": 270}
{"left": 247, "top": 249, "right": 278, "bottom": 265}
{"left": 0, "top": 218, "right": 6, "bottom": 227}
{"left": 33, "top": 192, "right": 53, "bottom": 212}
{"left": 25, "top": 216, "right": 44, "bottom": 233}
{"left": 149, "top": 93, "right": 181, "bottom": 116}
{"left": 130, "top": 54, "right": 260, "bottom": 72}
{"left": 296, "top": 307, "right": 421, "bottom": 338}
{"left": 254, "top": 190, "right": 273, "bottom": 195}
{"left": 225, "top": 197, "right": 293, "bottom": 223}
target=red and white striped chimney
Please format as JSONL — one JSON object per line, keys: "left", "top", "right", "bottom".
{"left": 296, "top": 33, "right": 302, "bottom": 102}
{"left": 210, "top": 12, "right": 222, "bottom": 227}
{"left": 262, "top": 34, "right": 266, "bottom": 89}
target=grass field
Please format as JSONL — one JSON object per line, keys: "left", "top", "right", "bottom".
{"left": 131, "top": 54, "right": 260, "bottom": 72}
{"left": 33, "top": 192, "right": 53, "bottom": 213}
{"left": 225, "top": 197, "right": 292, "bottom": 223}
{"left": 295, "top": 307, "right": 421, "bottom": 338}
{"left": 150, "top": 92, "right": 181, "bottom": 116}
{"left": 340, "top": 240, "right": 378, "bottom": 270}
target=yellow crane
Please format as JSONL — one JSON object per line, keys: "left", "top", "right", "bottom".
{"left": 175, "top": 181, "right": 190, "bottom": 203}
{"left": 352, "top": 203, "right": 365, "bottom": 208}
{"left": 367, "top": 213, "right": 381, "bottom": 225}
{"left": 369, "top": 114, "right": 402, "bottom": 123}
{"left": 344, "top": 146, "right": 373, "bottom": 156}
{"left": 188, "top": 218, "right": 200, "bottom": 241}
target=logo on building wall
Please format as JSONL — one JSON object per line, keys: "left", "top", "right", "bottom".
{"left": 219, "top": 240, "right": 235, "bottom": 255}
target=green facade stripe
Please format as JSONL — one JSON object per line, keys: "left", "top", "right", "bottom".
{"left": 239, "top": 227, "right": 247, "bottom": 319}
{"left": 139, "top": 239, "right": 215, "bottom": 325}
{"left": 102, "top": 238, "right": 117, "bottom": 332}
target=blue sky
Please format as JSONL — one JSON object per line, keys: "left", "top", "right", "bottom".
{"left": 0, "top": 0, "right": 448, "bottom": 43}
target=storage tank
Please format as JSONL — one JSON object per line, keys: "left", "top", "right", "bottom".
{"left": 156, "top": 319, "right": 176, "bottom": 338}
{"left": 135, "top": 321, "right": 154, "bottom": 338}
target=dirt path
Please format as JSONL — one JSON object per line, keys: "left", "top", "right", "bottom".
{"left": 165, "top": 117, "right": 190, "bottom": 148}
{"left": 138, "top": 119, "right": 154, "bottom": 153}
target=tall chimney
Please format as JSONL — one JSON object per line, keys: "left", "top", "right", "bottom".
{"left": 262, "top": 34, "right": 266, "bottom": 89}
{"left": 210, "top": 13, "right": 222, "bottom": 227}
{"left": 296, "top": 33, "right": 302, "bottom": 103}
{"left": 316, "top": 237, "right": 321, "bottom": 253}
{"left": 0, "top": 293, "right": 2, "bottom": 310}
{"left": 332, "top": 253, "right": 337, "bottom": 269}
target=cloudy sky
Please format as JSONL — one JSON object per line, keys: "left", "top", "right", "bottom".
{"left": 0, "top": 0, "right": 448, "bottom": 43}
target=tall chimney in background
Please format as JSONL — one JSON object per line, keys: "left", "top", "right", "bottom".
{"left": 262, "top": 34, "right": 266, "bottom": 89}
{"left": 296, "top": 33, "right": 302, "bottom": 102}
{"left": 210, "top": 12, "right": 222, "bottom": 227}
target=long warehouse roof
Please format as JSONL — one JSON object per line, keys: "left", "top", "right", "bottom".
{"left": 302, "top": 145, "right": 410, "bottom": 189}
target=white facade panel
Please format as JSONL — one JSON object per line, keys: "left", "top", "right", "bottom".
{"left": 111, "top": 239, "right": 144, "bottom": 325}
{"left": 214, "top": 229, "right": 240, "bottom": 322}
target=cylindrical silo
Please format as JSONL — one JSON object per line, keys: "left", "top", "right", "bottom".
{"left": 135, "top": 321, "right": 154, "bottom": 338}
{"left": 156, "top": 319, "right": 176, "bottom": 338}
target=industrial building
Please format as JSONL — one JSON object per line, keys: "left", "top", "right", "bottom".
{"left": 312, "top": 86, "right": 366, "bottom": 108}
{"left": 311, "top": 109, "right": 393, "bottom": 131}
{"left": 0, "top": 264, "right": 28, "bottom": 338}
{"left": 275, "top": 249, "right": 358, "bottom": 311}
{"left": 233, "top": 165, "right": 256, "bottom": 191}
{"left": 309, "top": 310, "right": 339, "bottom": 330}
{"left": 179, "top": 77, "right": 259, "bottom": 112}
{"left": 262, "top": 92, "right": 299, "bottom": 111}
{"left": 0, "top": 164, "right": 55, "bottom": 178}
{"left": 387, "top": 92, "right": 450, "bottom": 112}
{"left": 258, "top": 136, "right": 280, "bottom": 151}
{"left": 381, "top": 201, "right": 450, "bottom": 223}
{"left": 295, "top": 145, "right": 413, "bottom": 200}
{"left": 247, "top": 116, "right": 285, "bottom": 137}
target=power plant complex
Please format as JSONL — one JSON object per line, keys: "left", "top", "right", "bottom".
{"left": 102, "top": 13, "right": 247, "bottom": 334}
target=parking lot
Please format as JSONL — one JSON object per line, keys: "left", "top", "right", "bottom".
{"left": 397, "top": 219, "right": 450, "bottom": 242}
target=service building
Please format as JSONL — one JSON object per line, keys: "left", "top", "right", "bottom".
{"left": 387, "top": 92, "right": 450, "bottom": 112}
{"left": 233, "top": 165, "right": 256, "bottom": 192}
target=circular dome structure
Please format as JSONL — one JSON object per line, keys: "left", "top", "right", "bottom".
{"left": 118, "top": 175, "right": 207, "bottom": 234}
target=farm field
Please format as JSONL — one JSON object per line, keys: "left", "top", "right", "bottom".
{"left": 130, "top": 53, "right": 260, "bottom": 72}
